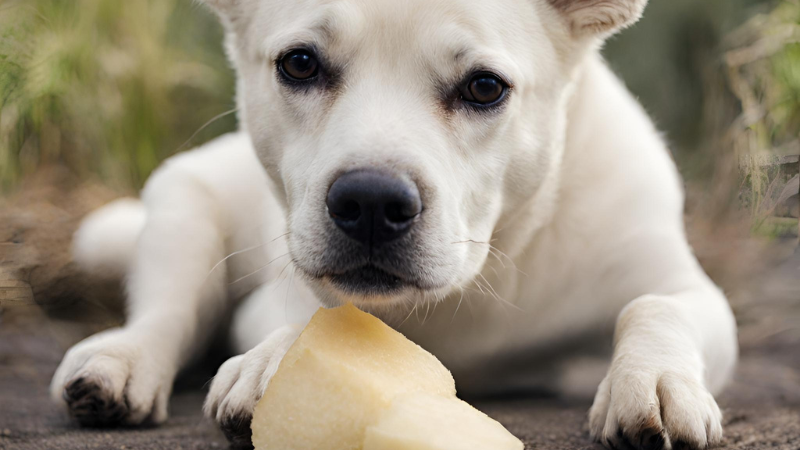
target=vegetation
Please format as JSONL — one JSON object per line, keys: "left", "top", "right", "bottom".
{"left": 0, "top": 0, "right": 796, "bottom": 240}
{"left": 726, "top": 1, "right": 800, "bottom": 236}
{"left": 0, "top": 0, "right": 235, "bottom": 192}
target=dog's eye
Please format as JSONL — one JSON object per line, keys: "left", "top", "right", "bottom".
{"left": 463, "top": 73, "right": 507, "bottom": 106}
{"left": 279, "top": 50, "right": 319, "bottom": 81}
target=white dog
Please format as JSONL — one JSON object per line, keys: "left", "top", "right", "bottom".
{"left": 51, "top": 0, "right": 738, "bottom": 448}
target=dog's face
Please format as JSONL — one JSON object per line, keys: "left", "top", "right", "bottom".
{"left": 204, "top": 0, "right": 645, "bottom": 309}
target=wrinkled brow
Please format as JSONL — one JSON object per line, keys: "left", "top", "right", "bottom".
{"left": 265, "top": 6, "right": 353, "bottom": 60}
{"left": 453, "top": 48, "right": 470, "bottom": 63}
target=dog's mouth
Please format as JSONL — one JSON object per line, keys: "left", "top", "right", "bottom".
{"left": 326, "top": 264, "right": 409, "bottom": 296}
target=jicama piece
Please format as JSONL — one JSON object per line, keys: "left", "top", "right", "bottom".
{"left": 251, "top": 303, "right": 456, "bottom": 450}
{"left": 363, "top": 392, "right": 524, "bottom": 450}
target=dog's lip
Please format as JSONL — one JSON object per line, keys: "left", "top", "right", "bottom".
{"left": 328, "top": 264, "right": 407, "bottom": 289}
{"left": 294, "top": 260, "right": 450, "bottom": 294}
{"left": 300, "top": 263, "right": 420, "bottom": 293}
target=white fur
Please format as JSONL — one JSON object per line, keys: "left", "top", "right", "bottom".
{"left": 52, "top": 0, "right": 737, "bottom": 448}
{"left": 204, "top": 325, "right": 302, "bottom": 426}
{"left": 72, "top": 198, "right": 146, "bottom": 278}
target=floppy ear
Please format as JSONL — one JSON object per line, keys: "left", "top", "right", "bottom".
{"left": 547, "top": 0, "right": 648, "bottom": 37}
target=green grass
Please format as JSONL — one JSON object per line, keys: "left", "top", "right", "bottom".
{"left": 0, "top": 0, "right": 236, "bottom": 193}
{"left": 0, "top": 0, "right": 796, "bottom": 244}
{"left": 753, "top": 216, "right": 800, "bottom": 239}
{"left": 726, "top": 1, "right": 800, "bottom": 227}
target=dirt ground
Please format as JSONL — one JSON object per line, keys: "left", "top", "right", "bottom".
{"left": 1, "top": 169, "right": 799, "bottom": 450}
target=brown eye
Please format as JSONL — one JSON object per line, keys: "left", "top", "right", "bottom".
{"left": 279, "top": 50, "right": 319, "bottom": 81}
{"left": 464, "top": 73, "right": 506, "bottom": 105}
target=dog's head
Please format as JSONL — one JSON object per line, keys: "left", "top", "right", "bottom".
{"left": 201, "top": 0, "right": 646, "bottom": 309}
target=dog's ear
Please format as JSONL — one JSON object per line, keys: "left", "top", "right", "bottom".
{"left": 547, "top": 0, "right": 648, "bottom": 37}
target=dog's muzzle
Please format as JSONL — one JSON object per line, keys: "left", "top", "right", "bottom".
{"left": 324, "top": 169, "right": 423, "bottom": 295}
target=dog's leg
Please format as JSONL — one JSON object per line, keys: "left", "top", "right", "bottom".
{"left": 204, "top": 279, "right": 318, "bottom": 449}
{"left": 589, "top": 284, "right": 738, "bottom": 450}
{"left": 51, "top": 169, "right": 231, "bottom": 427}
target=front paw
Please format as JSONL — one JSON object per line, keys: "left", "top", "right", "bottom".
{"left": 50, "top": 328, "right": 176, "bottom": 427}
{"left": 589, "top": 368, "right": 723, "bottom": 450}
{"left": 204, "top": 325, "right": 301, "bottom": 450}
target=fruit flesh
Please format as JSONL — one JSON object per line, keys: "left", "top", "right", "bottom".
{"left": 363, "top": 392, "right": 524, "bottom": 450}
{"left": 251, "top": 303, "right": 456, "bottom": 450}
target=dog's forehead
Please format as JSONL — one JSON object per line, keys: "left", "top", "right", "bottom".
{"left": 256, "top": 0, "right": 541, "bottom": 70}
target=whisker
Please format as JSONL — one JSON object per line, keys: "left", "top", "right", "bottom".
{"left": 423, "top": 298, "right": 433, "bottom": 324}
{"left": 228, "top": 252, "right": 290, "bottom": 285}
{"left": 487, "top": 245, "right": 528, "bottom": 276}
{"left": 207, "top": 231, "right": 290, "bottom": 277}
{"left": 457, "top": 286, "right": 479, "bottom": 322}
{"left": 477, "top": 273, "right": 523, "bottom": 313}
{"left": 270, "top": 261, "right": 294, "bottom": 294}
{"left": 400, "top": 302, "right": 419, "bottom": 325}
{"left": 209, "top": 243, "right": 267, "bottom": 276}
{"left": 399, "top": 301, "right": 418, "bottom": 327}
{"left": 488, "top": 245, "right": 515, "bottom": 265}
{"left": 433, "top": 289, "right": 444, "bottom": 306}
{"left": 453, "top": 239, "right": 529, "bottom": 277}
{"left": 451, "top": 286, "right": 465, "bottom": 324}
{"left": 475, "top": 278, "right": 492, "bottom": 302}
{"left": 492, "top": 224, "right": 509, "bottom": 235}
{"left": 177, "top": 107, "right": 239, "bottom": 153}
{"left": 465, "top": 292, "right": 475, "bottom": 321}
{"left": 475, "top": 278, "right": 511, "bottom": 319}
{"left": 472, "top": 277, "right": 487, "bottom": 296}
{"left": 477, "top": 273, "right": 501, "bottom": 302}
{"left": 486, "top": 247, "right": 507, "bottom": 269}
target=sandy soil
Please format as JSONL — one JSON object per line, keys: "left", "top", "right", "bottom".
{"left": 1, "top": 169, "right": 798, "bottom": 449}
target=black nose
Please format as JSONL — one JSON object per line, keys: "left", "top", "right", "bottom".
{"left": 326, "top": 170, "right": 422, "bottom": 247}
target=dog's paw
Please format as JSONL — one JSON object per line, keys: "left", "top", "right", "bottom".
{"left": 204, "top": 325, "right": 301, "bottom": 450}
{"left": 50, "top": 328, "right": 176, "bottom": 427}
{"left": 589, "top": 369, "right": 723, "bottom": 450}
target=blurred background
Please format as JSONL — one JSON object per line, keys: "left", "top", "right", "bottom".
{"left": 0, "top": 0, "right": 798, "bottom": 336}
{"left": 0, "top": 1, "right": 798, "bottom": 449}
{"left": 0, "top": 0, "right": 798, "bottom": 239}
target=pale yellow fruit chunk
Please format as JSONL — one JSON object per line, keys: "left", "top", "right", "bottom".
{"left": 251, "top": 303, "right": 456, "bottom": 450}
{"left": 363, "top": 393, "right": 524, "bottom": 450}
